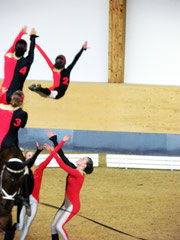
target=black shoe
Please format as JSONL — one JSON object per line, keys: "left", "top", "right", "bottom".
{"left": 35, "top": 84, "right": 42, "bottom": 91}
{"left": 28, "top": 84, "right": 36, "bottom": 91}
{"left": 51, "top": 234, "right": 59, "bottom": 240}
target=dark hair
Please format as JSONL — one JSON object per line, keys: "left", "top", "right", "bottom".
{"left": 84, "top": 157, "right": 94, "bottom": 174}
{"left": 15, "top": 39, "right": 27, "bottom": 57}
{"left": 10, "top": 90, "right": 24, "bottom": 107}
{"left": 54, "top": 55, "right": 66, "bottom": 69}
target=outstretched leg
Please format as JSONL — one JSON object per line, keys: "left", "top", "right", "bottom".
{"left": 28, "top": 84, "right": 50, "bottom": 97}
{"left": 29, "top": 84, "right": 65, "bottom": 99}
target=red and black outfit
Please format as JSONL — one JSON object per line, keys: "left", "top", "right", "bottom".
{"left": 50, "top": 136, "right": 84, "bottom": 240}
{"left": 16, "top": 141, "right": 65, "bottom": 240}
{"left": 0, "top": 104, "right": 27, "bottom": 150}
{"left": 16, "top": 147, "right": 43, "bottom": 221}
{"left": 35, "top": 44, "right": 85, "bottom": 99}
{"left": 1, "top": 30, "right": 37, "bottom": 104}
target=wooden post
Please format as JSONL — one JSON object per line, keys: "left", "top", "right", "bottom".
{"left": 108, "top": 0, "right": 126, "bottom": 83}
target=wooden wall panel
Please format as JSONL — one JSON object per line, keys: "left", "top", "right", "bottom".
{"left": 108, "top": 0, "right": 126, "bottom": 83}
{"left": 1, "top": 80, "right": 179, "bottom": 134}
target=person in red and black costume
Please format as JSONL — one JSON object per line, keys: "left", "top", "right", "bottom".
{"left": 45, "top": 131, "right": 94, "bottom": 240}
{"left": 0, "top": 90, "right": 27, "bottom": 150}
{"left": 16, "top": 137, "right": 68, "bottom": 240}
{"left": 15, "top": 142, "right": 43, "bottom": 239}
{"left": 28, "top": 41, "right": 87, "bottom": 99}
{"left": 0, "top": 26, "right": 38, "bottom": 104}
{"left": 16, "top": 142, "right": 43, "bottom": 218}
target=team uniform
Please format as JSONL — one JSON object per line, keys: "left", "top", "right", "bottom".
{"left": 16, "top": 141, "right": 65, "bottom": 240}
{"left": 50, "top": 135, "right": 76, "bottom": 169}
{"left": 1, "top": 29, "right": 37, "bottom": 104}
{"left": 0, "top": 104, "right": 27, "bottom": 150}
{"left": 16, "top": 148, "right": 43, "bottom": 226}
{"left": 50, "top": 136, "right": 84, "bottom": 240}
{"left": 35, "top": 44, "right": 85, "bottom": 99}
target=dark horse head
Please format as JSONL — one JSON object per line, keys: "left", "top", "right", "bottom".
{"left": 0, "top": 145, "right": 26, "bottom": 236}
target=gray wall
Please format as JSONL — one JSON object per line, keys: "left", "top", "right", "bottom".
{"left": 19, "top": 128, "right": 180, "bottom": 156}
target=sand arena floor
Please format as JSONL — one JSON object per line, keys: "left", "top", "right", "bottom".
{"left": 1, "top": 166, "right": 180, "bottom": 240}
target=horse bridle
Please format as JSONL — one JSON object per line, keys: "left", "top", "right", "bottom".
{"left": 0, "top": 160, "right": 25, "bottom": 201}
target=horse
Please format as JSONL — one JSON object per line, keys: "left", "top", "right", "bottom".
{"left": 0, "top": 145, "right": 26, "bottom": 239}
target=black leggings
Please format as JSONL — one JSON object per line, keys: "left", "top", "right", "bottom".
{"left": 40, "top": 87, "right": 66, "bottom": 99}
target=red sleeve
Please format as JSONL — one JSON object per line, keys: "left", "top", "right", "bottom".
{"left": 32, "top": 152, "right": 54, "bottom": 202}
{"left": 34, "top": 140, "right": 65, "bottom": 173}
{"left": 0, "top": 89, "right": 6, "bottom": 104}
{"left": 5, "top": 30, "right": 25, "bottom": 55}
{"left": 35, "top": 44, "right": 54, "bottom": 70}
{"left": 0, "top": 90, "right": 3, "bottom": 103}
{"left": 35, "top": 152, "right": 54, "bottom": 175}
{"left": 37, "top": 140, "right": 65, "bottom": 170}
{"left": 52, "top": 152, "right": 81, "bottom": 177}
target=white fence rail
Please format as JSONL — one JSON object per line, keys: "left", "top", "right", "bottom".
{"left": 35, "top": 153, "right": 180, "bottom": 170}
{"left": 106, "top": 154, "right": 180, "bottom": 171}
{"left": 35, "top": 154, "right": 99, "bottom": 167}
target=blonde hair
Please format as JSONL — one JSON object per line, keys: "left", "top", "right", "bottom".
{"left": 10, "top": 90, "right": 24, "bottom": 107}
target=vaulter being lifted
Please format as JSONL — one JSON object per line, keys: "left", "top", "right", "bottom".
{"left": 29, "top": 41, "right": 87, "bottom": 100}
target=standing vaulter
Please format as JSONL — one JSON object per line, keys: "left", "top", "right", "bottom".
{"left": 0, "top": 26, "right": 38, "bottom": 104}
{"left": 16, "top": 137, "right": 69, "bottom": 240}
{"left": 45, "top": 133, "right": 94, "bottom": 240}
{"left": 28, "top": 41, "right": 87, "bottom": 99}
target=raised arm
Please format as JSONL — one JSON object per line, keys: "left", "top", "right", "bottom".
{"left": 46, "top": 130, "right": 58, "bottom": 147}
{"left": 26, "top": 28, "right": 38, "bottom": 63}
{"left": 47, "top": 131, "right": 76, "bottom": 169}
{"left": 44, "top": 141, "right": 80, "bottom": 177}
{"left": 66, "top": 41, "right": 87, "bottom": 72}
{"left": 5, "top": 26, "right": 26, "bottom": 55}
{"left": 31, "top": 151, "right": 54, "bottom": 202}
{"left": 36, "top": 139, "right": 65, "bottom": 175}
{"left": 52, "top": 151, "right": 80, "bottom": 177}
{"left": 35, "top": 44, "right": 54, "bottom": 70}
{"left": 25, "top": 142, "right": 43, "bottom": 168}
